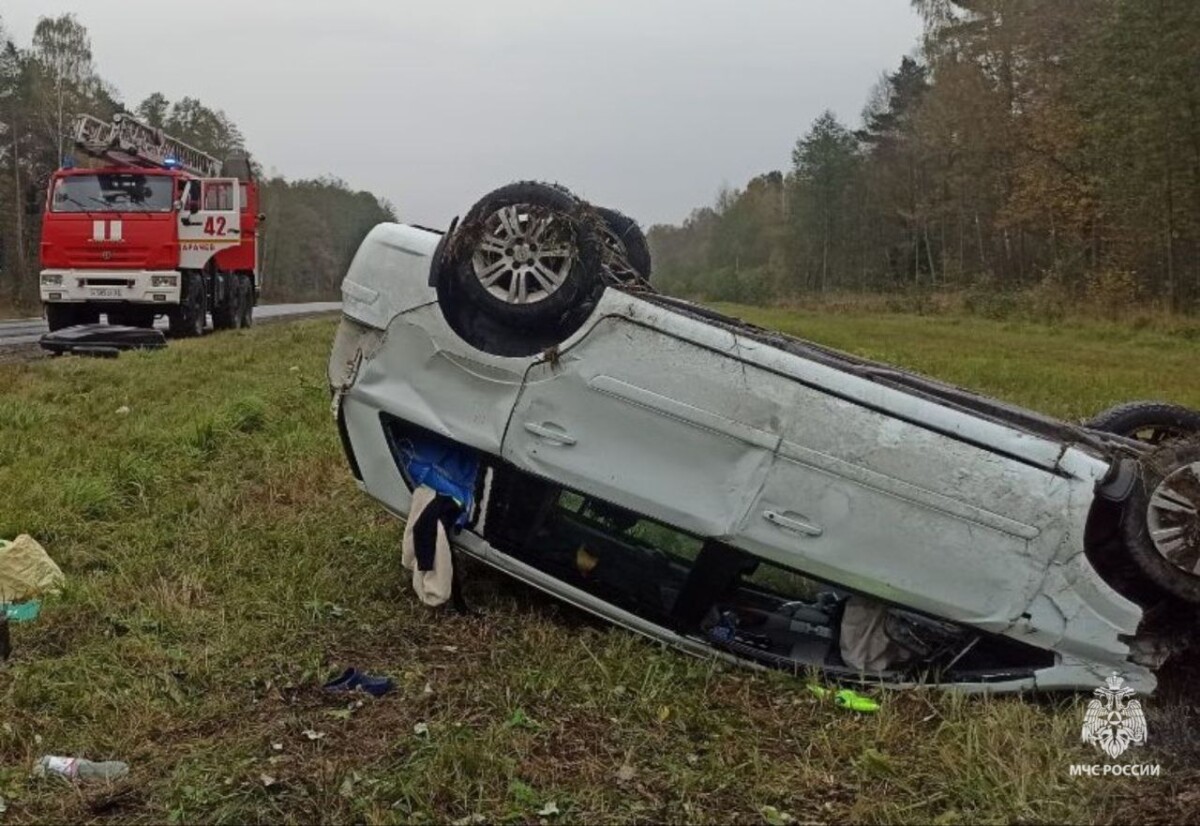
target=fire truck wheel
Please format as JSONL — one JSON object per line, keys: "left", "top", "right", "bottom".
{"left": 169, "top": 273, "right": 207, "bottom": 338}
{"left": 239, "top": 276, "right": 254, "bottom": 328}
{"left": 45, "top": 304, "right": 78, "bottom": 332}
{"left": 212, "top": 274, "right": 237, "bottom": 330}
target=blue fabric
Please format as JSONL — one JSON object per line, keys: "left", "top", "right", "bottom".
{"left": 397, "top": 435, "right": 478, "bottom": 527}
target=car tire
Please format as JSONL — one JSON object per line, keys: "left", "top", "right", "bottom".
{"left": 1122, "top": 440, "right": 1200, "bottom": 604}
{"left": 596, "top": 206, "right": 652, "bottom": 283}
{"left": 447, "top": 181, "right": 604, "bottom": 333}
{"left": 169, "top": 272, "right": 206, "bottom": 338}
{"left": 1088, "top": 401, "right": 1200, "bottom": 445}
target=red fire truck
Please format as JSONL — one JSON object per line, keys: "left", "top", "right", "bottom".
{"left": 39, "top": 113, "right": 261, "bottom": 336}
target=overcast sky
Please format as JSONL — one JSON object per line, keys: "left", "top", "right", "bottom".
{"left": 4, "top": 1, "right": 922, "bottom": 227}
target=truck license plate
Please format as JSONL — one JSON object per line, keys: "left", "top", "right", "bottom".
{"left": 89, "top": 288, "right": 122, "bottom": 298}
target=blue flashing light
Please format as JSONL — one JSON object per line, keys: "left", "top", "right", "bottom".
{"left": 163, "top": 156, "right": 180, "bottom": 168}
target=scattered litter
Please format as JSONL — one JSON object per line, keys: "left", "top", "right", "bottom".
{"left": 115, "top": 406, "right": 131, "bottom": 416}
{"left": 289, "top": 365, "right": 300, "bottom": 373}
{"left": 260, "top": 774, "right": 278, "bottom": 788}
{"left": 537, "top": 801, "right": 560, "bottom": 817}
{"left": 302, "top": 729, "right": 325, "bottom": 741}
{"left": 413, "top": 722, "right": 429, "bottom": 736}
{"left": 271, "top": 743, "right": 283, "bottom": 751}
{"left": 0, "top": 536, "right": 64, "bottom": 603}
{"left": 0, "top": 794, "right": 6, "bottom": 813}
{"left": 761, "top": 804, "right": 797, "bottom": 826}
{"left": 34, "top": 756, "right": 129, "bottom": 781}
{"left": 807, "top": 683, "right": 880, "bottom": 714}
{"left": 616, "top": 764, "right": 636, "bottom": 783}
{"left": 322, "top": 667, "right": 394, "bottom": 697}
{"left": 452, "top": 815, "right": 486, "bottom": 826}
{"left": 3, "top": 601, "right": 41, "bottom": 623}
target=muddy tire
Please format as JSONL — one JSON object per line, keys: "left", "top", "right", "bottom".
{"left": 446, "top": 182, "right": 604, "bottom": 333}
{"left": 1088, "top": 402, "right": 1200, "bottom": 445}
{"left": 1123, "top": 441, "right": 1200, "bottom": 604}
{"left": 169, "top": 272, "right": 207, "bottom": 338}
{"left": 596, "top": 206, "right": 652, "bottom": 282}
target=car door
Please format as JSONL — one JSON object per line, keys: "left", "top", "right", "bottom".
{"left": 178, "top": 178, "right": 241, "bottom": 269}
{"left": 738, "top": 379, "right": 1066, "bottom": 629}
{"left": 502, "top": 315, "right": 794, "bottom": 539}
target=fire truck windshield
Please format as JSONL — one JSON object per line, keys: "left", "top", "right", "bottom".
{"left": 51, "top": 173, "right": 175, "bottom": 213}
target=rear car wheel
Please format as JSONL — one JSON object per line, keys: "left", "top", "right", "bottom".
{"left": 1123, "top": 441, "right": 1200, "bottom": 604}
{"left": 447, "top": 182, "right": 604, "bottom": 333}
{"left": 1088, "top": 401, "right": 1200, "bottom": 445}
{"left": 596, "top": 206, "right": 652, "bottom": 284}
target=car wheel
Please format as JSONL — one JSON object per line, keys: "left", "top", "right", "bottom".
{"left": 1088, "top": 401, "right": 1200, "bottom": 445}
{"left": 1123, "top": 441, "right": 1200, "bottom": 604}
{"left": 447, "top": 181, "right": 604, "bottom": 332}
{"left": 596, "top": 206, "right": 652, "bottom": 284}
{"left": 169, "top": 272, "right": 206, "bottom": 338}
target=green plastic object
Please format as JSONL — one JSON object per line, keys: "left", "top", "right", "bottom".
{"left": 807, "top": 683, "right": 880, "bottom": 714}
{"left": 2, "top": 600, "right": 41, "bottom": 623}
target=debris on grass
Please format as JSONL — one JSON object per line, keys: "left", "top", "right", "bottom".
{"left": 760, "top": 804, "right": 796, "bottom": 826}
{"left": 0, "top": 535, "right": 64, "bottom": 603}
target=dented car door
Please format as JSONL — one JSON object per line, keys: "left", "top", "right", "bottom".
{"left": 502, "top": 315, "right": 796, "bottom": 539}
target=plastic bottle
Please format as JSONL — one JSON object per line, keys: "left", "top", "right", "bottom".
{"left": 36, "top": 756, "right": 129, "bottom": 781}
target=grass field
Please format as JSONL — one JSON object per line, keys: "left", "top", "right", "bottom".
{"left": 1, "top": 310, "right": 1198, "bottom": 824}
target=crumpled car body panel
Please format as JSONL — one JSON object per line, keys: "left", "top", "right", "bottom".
{"left": 332, "top": 222, "right": 1154, "bottom": 694}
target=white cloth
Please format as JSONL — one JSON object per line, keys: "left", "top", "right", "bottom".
{"left": 401, "top": 486, "right": 455, "bottom": 607}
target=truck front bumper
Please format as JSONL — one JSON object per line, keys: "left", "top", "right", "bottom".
{"left": 39, "top": 270, "right": 181, "bottom": 305}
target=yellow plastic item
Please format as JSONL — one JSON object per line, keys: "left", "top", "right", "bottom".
{"left": 0, "top": 535, "right": 65, "bottom": 604}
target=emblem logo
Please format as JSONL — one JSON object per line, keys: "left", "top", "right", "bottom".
{"left": 1081, "top": 673, "right": 1148, "bottom": 759}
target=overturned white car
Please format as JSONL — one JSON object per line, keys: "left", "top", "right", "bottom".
{"left": 330, "top": 182, "right": 1200, "bottom": 694}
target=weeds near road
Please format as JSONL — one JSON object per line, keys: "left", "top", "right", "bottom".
{"left": 0, "top": 315, "right": 1195, "bottom": 823}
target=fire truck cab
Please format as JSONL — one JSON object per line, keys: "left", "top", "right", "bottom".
{"left": 39, "top": 113, "right": 261, "bottom": 337}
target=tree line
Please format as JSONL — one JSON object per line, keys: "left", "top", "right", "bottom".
{"left": 648, "top": 0, "right": 1200, "bottom": 313}
{"left": 0, "top": 13, "right": 394, "bottom": 310}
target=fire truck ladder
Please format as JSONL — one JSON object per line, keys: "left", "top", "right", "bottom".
{"left": 72, "top": 112, "right": 223, "bottom": 177}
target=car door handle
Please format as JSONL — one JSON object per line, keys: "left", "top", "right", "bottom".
{"left": 524, "top": 421, "right": 577, "bottom": 446}
{"left": 762, "top": 510, "right": 823, "bottom": 537}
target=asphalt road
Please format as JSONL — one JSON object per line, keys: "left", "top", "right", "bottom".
{"left": 0, "top": 302, "right": 342, "bottom": 348}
